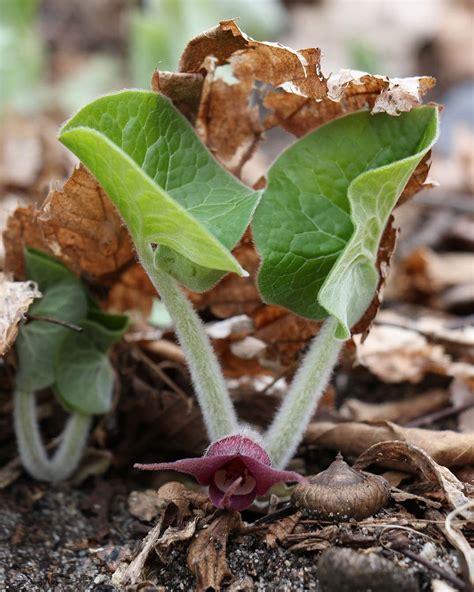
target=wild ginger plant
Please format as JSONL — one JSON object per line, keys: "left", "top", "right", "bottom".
{"left": 34, "top": 79, "right": 439, "bottom": 503}
{"left": 14, "top": 248, "right": 128, "bottom": 481}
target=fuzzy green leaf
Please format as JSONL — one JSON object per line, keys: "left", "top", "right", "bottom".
{"left": 15, "top": 250, "right": 87, "bottom": 391}
{"left": 59, "top": 90, "right": 260, "bottom": 290}
{"left": 82, "top": 310, "right": 128, "bottom": 353}
{"left": 253, "top": 106, "right": 439, "bottom": 338}
{"left": 54, "top": 332, "right": 115, "bottom": 415}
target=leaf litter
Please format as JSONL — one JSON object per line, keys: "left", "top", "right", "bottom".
{"left": 0, "top": 15, "right": 473, "bottom": 592}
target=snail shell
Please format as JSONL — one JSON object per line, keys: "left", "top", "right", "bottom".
{"left": 291, "top": 453, "right": 390, "bottom": 520}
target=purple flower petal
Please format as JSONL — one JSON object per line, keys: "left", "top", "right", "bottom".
{"left": 134, "top": 455, "right": 236, "bottom": 485}
{"left": 239, "top": 456, "right": 306, "bottom": 495}
{"left": 206, "top": 434, "right": 271, "bottom": 465}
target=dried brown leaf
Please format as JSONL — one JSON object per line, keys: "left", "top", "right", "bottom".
{"left": 400, "top": 247, "right": 474, "bottom": 298}
{"left": 3, "top": 166, "right": 134, "bottom": 279}
{"left": 353, "top": 440, "right": 473, "bottom": 515}
{"left": 444, "top": 502, "right": 474, "bottom": 587}
{"left": 128, "top": 489, "right": 163, "bottom": 522}
{"left": 264, "top": 512, "right": 301, "bottom": 548}
{"left": 157, "top": 481, "right": 213, "bottom": 518}
{"left": 354, "top": 323, "right": 472, "bottom": 383}
{"left": 0, "top": 111, "right": 72, "bottom": 195}
{"left": 112, "top": 519, "right": 163, "bottom": 587}
{"left": 0, "top": 274, "right": 41, "bottom": 355}
{"left": 187, "top": 511, "right": 242, "bottom": 592}
{"left": 156, "top": 516, "right": 199, "bottom": 550}
{"left": 305, "top": 421, "right": 474, "bottom": 468}
{"left": 340, "top": 389, "right": 450, "bottom": 424}
{"left": 264, "top": 70, "right": 434, "bottom": 137}
{"left": 105, "top": 262, "right": 156, "bottom": 316}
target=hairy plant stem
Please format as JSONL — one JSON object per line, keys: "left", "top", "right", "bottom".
{"left": 14, "top": 387, "right": 91, "bottom": 482}
{"left": 139, "top": 243, "right": 238, "bottom": 441}
{"left": 264, "top": 317, "right": 345, "bottom": 469}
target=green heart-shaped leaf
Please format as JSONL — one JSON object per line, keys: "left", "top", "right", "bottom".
{"left": 16, "top": 249, "right": 88, "bottom": 391}
{"left": 54, "top": 332, "right": 115, "bottom": 415}
{"left": 59, "top": 90, "right": 260, "bottom": 290}
{"left": 253, "top": 106, "right": 439, "bottom": 338}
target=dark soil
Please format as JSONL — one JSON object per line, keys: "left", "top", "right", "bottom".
{"left": 0, "top": 479, "right": 136, "bottom": 591}
{"left": 0, "top": 476, "right": 463, "bottom": 592}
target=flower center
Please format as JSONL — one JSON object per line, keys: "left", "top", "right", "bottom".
{"left": 214, "top": 459, "right": 256, "bottom": 496}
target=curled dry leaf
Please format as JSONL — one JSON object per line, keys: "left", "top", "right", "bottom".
{"left": 156, "top": 481, "right": 214, "bottom": 518}
{"left": 112, "top": 519, "right": 163, "bottom": 587}
{"left": 113, "top": 482, "right": 213, "bottom": 588}
{"left": 0, "top": 273, "right": 41, "bottom": 355}
{"left": 265, "top": 69, "right": 435, "bottom": 139}
{"left": 154, "top": 19, "right": 326, "bottom": 175}
{"left": 444, "top": 502, "right": 474, "bottom": 588}
{"left": 354, "top": 441, "right": 473, "bottom": 519}
{"left": 3, "top": 165, "right": 134, "bottom": 279}
{"left": 305, "top": 421, "right": 474, "bottom": 468}
{"left": 187, "top": 511, "right": 242, "bottom": 592}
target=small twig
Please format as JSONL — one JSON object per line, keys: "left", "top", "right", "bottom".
{"left": 132, "top": 346, "right": 192, "bottom": 404}
{"left": 406, "top": 402, "right": 474, "bottom": 428}
{"left": 257, "top": 361, "right": 298, "bottom": 396}
{"left": 251, "top": 503, "right": 294, "bottom": 525}
{"left": 25, "top": 313, "right": 83, "bottom": 333}
{"left": 381, "top": 533, "right": 469, "bottom": 591}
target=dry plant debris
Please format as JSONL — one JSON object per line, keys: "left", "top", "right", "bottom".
{"left": 0, "top": 273, "right": 41, "bottom": 355}
{"left": 354, "top": 441, "right": 473, "bottom": 517}
{"left": 305, "top": 421, "right": 474, "bottom": 468}
{"left": 3, "top": 165, "right": 134, "bottom": 279}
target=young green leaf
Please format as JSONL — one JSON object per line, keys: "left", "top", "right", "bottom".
{"left": 58, "top": 90, "right": 260, "bottom": 290}
{"left": 54, "top": 309, "right": 127, "bottom": 415}
{"left": 54, "top": 332, "right": 115, "bottom": 416}
{"left": 15, "top": 250, "right": 88, "bottom": 391}
{"left": 83, "top": 309, "right": 129, "bottom": 353}
{"left": 253, "top": 106, "right": 439, "bottom": 338}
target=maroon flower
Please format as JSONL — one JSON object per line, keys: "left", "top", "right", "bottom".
{"left": 134, "top": 433, "right": 306, "bottom": 511}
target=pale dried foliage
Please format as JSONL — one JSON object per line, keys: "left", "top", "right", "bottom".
{"left": 0, "top": 274, "right": 41, "bottom": 356}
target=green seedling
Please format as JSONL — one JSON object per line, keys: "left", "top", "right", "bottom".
{"left": 14, "top": 248, "right": 127, "bottom": 481}
{"left": 20, "top": 87, "right": 438, "bottom": 503}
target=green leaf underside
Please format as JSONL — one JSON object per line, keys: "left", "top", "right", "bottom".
{"left": 55, "top": 332, "right": 115, "bottom": 415}
{"left": 59, "top": 90, "right": 260, "bottom": 290}
{"left": 253, "top": 106, "right": 439, "bottom": 338}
